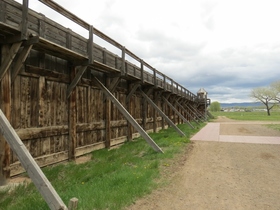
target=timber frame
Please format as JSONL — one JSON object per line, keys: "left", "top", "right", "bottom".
{"left": 0, "top": 0, "right": 210, "bottom": 185}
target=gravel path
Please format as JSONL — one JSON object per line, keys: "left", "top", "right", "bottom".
{"left": 127, "top": 117, "right": 280, "bottom": 210}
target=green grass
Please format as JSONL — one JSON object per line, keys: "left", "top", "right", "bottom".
{"left": 0, "top": 122, "right": 204, "bottom": 210}
{"left": 210, "top": 111, "right": 280, "bottom": 121}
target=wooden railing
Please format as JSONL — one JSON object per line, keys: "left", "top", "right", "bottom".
{"left": 36, "top": 0, "right": 197, "bottom": 100}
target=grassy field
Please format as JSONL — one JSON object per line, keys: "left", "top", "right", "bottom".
{"left": 210, "top": 111, "right": 280, "bottom": 121}
{"left": 0, "top": 122, "right": 204, "bottom": 210}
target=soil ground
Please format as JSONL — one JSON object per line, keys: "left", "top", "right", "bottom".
{"left": 127, "top": 117, "right": 280, "bottom": 210}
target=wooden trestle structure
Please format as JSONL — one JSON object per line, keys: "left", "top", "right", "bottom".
{"left": 0, "top": 0, "right": 210, "bottom": 190}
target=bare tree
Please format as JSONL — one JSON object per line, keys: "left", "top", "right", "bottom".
{"left": 250, "top": 87, "right": 276, "bottom": 116}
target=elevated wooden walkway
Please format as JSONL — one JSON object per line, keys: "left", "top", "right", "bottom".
{"left": 0, "top": 0, "right": 210, "bottom": 208}
{"left": 0, "top": 0, "right": 196, "bottom": 100}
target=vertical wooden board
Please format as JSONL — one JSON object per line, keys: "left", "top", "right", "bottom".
{"left": 30, "top": 139, "right": 38, "bottom": 157}
{"left": 76, "top": 86, "right": 82, "bottom": 123}
{"left": 11, "top": 76, "right": 21, "bottom": 129}
{"left": 55, "top": 82, "right": 62, "bottom": 126}
{"left": 49, "top": 136, "right": 55, "bottom": 154}
{"left": 63, "top": 134, "right": 69, "bottom": 150}
{"left": 25, "top": 50, "right": 39, "bottom": 66}
{"left": 83, "top": 130, "right": 89, "bottom": 145}
{"left": 76, "top": 86, "right": 81, "bottom": 123}
{"left": 20, "top": 76, "right": 29, "bottom": 128}
{"left": 86, "top": 86, "right": 90, "bottom": 123}
{"left": 77, "top": 132, "right": 81, "bottom": 147}
{"left": 92, "top": 131, "right": 97, "bottom": 143}
{"left": 54, "top": 136, "right": 61, "bottom": 153}
{"left": 51, "top": 80, "right": 57, "bottom": 125}
{"left": 97, "top": 90, "right": 104, "bottom": 121}
{"left": 45, "top": 80, "right": 51, "bottom": 126}
{"left": 87, "top": 88, "right": 93, "bottom": 122}
{"left": 38, "top": 77, "right": 46, "bottom": 127}
{"left": 58, "top": 82, "right": 67, "bottom": 126}
{"left": 30, "top": 77, "right": 39, "bottom": 127}
{"left": 60, "top": 83, "right": 68, "bottom": 125}
{"left": 41, "top": 137, "right": 51, "bottom": 155}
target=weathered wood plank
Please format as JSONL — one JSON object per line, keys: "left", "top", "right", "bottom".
{"left": 11, "top": 44, "right": 32, "bottom": 82}
{"left": 0, "top": 109, "right": 67, "bottom": 209}
{"left": 92, "top": 77, "right": 163, "bottom": 153}
{"left": 0, "top": 42, "right": 22, "bottom": 82}
{"left": 67, "top": 66, "right": 87, "bottom": 98}
{"left": 0, "top": 45, "right": 11, "bottom": 185}
{"left": 68, "top": 66, "right": 76, "bottom": 160}
{"left": 139, "top": 90, "right": 186, "bottom": 137}
{"left": 162, "top": 97, "right": 194, "bottom": 129}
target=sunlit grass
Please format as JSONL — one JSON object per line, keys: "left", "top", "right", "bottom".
{"left": 0, "top": 122, "right": 204, "bottom": 210}
{"left": 210, "top": 111, "right": 280, "bottom": 121}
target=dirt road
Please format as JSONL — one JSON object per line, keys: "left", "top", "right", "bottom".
{"left": 127, "top": 117, "right": 280, "bottom": 210}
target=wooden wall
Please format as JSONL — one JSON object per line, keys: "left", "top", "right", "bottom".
{"left": 0, "top": 0, "right": 202, "bottom": 178}
{"left": 0, "top": 47, "right": 178, "bottom": 176}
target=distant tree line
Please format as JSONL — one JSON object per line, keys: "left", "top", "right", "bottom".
{"left": 250, "top": 80, "right": 280, "bottom": 116}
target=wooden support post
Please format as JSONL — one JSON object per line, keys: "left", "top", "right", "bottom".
{"left": 153, "top": 69, "right": 157, "bottom": 88}
{"left": 0, "top": 1, "right": 6, "bottom": 22}
{"left": 88, "top": 25, "right": 93, "bottom": 63}
{"left": 68, "top": 66, "right": 77, "bottom": 161}
{"left": 0, "top": 45, "right": 11, "bottom": 185}
{"left": 68, "top": 197, "right": 78, "bottom": 210}
{"left": 162, "top": 97, "right": 194, "bottom": 129}
{"left": 153, "top": 91, "right": 157, "bottom": 132}
{"left": 21, "top": 0, "right": 29, "bottom": 40}
{"left": 161, "top": 97, "right": 165, "bottom": 130}
{"left": 139, "top": 90, "right": 185, "bottom": 137}
{"left": 0, "top": 42, "right": 22, "bottom": 82}
{"left": 121, "top": 47, "right": 126, "bottom": 76}
{"left": 105, "top": 77, "right": 111, "bottom": 148}
{"left": 126, "top": 82, "right": 133, "bottom": 141}
{"left": 92, "top": 77, "right": 163, "bottom": 153}
{"left": 0, "top": 109, "right": 68, "bottom": 210}
{"left": 140, "top": 60, "right": 144, "bottom": 83}
{"left": 142, "top": 93, "right": 147, "bottom": 131}
{"left": 67, "top": 66, "right": 87, "bottom": 98}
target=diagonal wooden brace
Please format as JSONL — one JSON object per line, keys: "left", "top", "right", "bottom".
{"left": 67, "top": 66, "right": 87, "bottom": 98}
{"left": 92, "top": 77, "right": 163, "bottom": 153}
{"left": 0, "top": 109, "right": 67, "bottom": 210}
{"left": 0, "top": 42, "right": 22, "bottom": 82}
{"left": 11, "top": 44, "right": 33, "bottom": 83}
{"left": 163, "top": 97, "right": 194, "bottom": 129}
{"left": 139, "top": 89, "right": 186, "bottom": 137}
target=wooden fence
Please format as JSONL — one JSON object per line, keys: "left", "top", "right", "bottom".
{"left": 0, "top": 0, "right": 209, "bottom": 183}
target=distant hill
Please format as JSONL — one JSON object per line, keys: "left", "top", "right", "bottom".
{"left": 220, "top": 102, "right": 263, "bottom": 108}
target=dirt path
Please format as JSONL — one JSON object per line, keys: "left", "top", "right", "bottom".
{"left": 127, "top": 117, "right": 280, "bottom": 210}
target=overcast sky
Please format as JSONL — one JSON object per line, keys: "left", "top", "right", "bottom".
{"left": 18, "top": 0, "right": 280, "bottom": 103}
